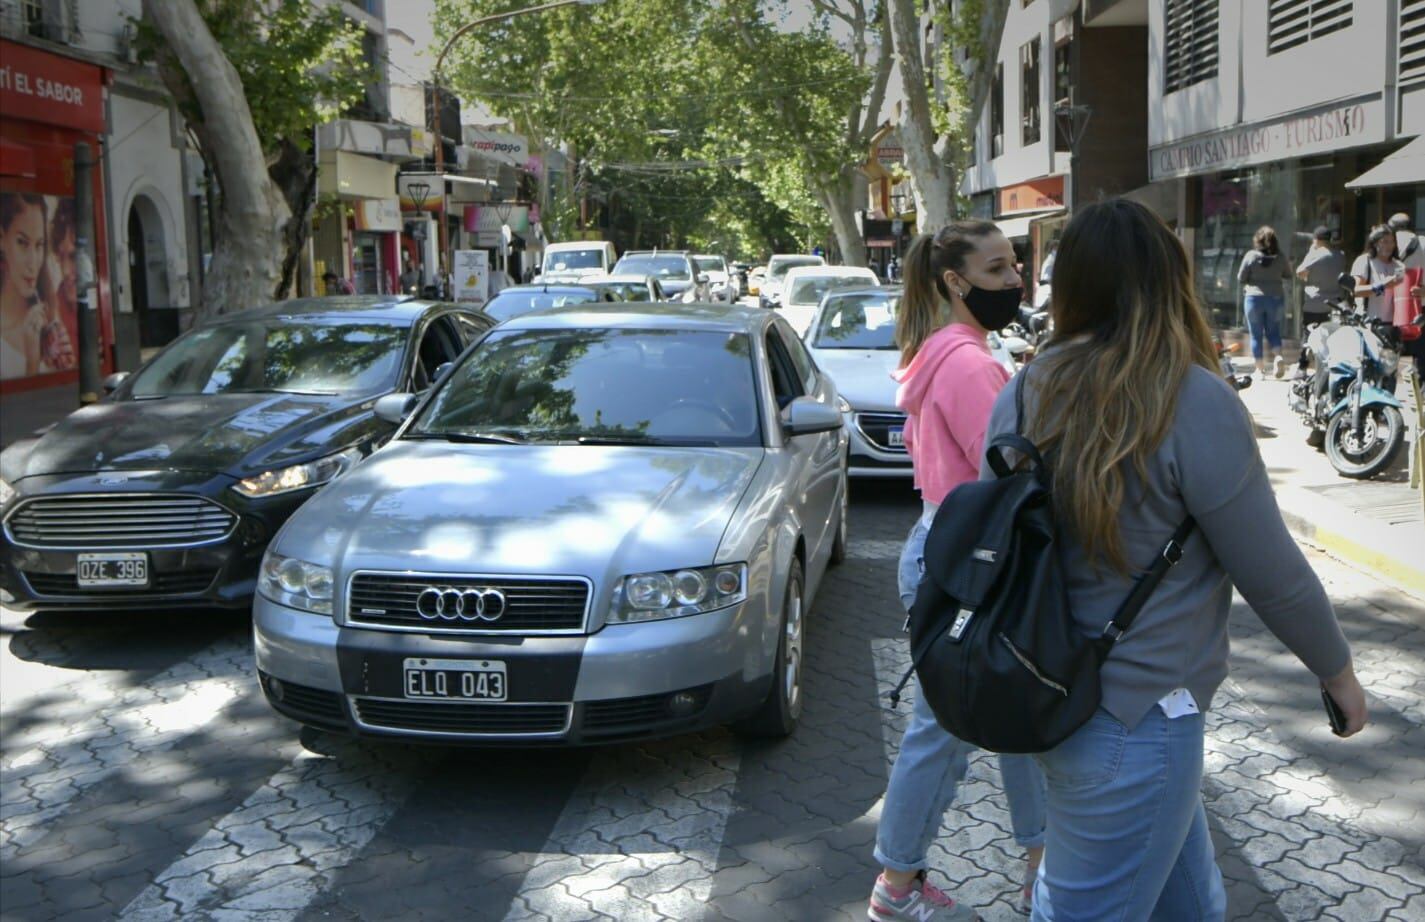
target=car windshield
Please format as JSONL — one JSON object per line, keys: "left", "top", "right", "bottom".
{"left": 812, "top": 293, "right": 899, "bottom": 350}
{"left": 411, "top": 328, "right": 761, "bottom": 446}
{"left": 615, "top": 256, "right": 691, "bottom": 281}
{"left": 788, "top": 274, "right": 875, "bottom": 305}
{"left": 484, "top": 289, "right": 599, "bottom": 322}
{"left": 127, "top": 319, "right": 407, "bottom": 397}
{"left": 695, "top": 257, "right": 725, "bottom": 273}
{"left": 768, "top": 257, "right": 822, "bottom": 280}
{"left": 544, "top": 249, "right": 603, "bottom": 271}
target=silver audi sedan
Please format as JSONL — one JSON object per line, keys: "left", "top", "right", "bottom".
{"left": 253, "top": 303, "right": 849, "bottom": 745}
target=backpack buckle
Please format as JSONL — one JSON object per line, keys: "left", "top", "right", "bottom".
{"left": 1101, "top": 621, "right": 1126, "bottom": 644}
{"left": 1162, "top": 540, "right": 1184, "bottom": 565}
{"left": 949, "top": 607, "right": 976, "bottom": 641}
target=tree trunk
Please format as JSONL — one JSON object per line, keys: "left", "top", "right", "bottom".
{"left": 887, "top": 0, "right": 955, "bottom": 235}
{"left": 818, "top": 169, "right": 867, "bottom": 268}
{"left": 142, "top": 0, "right": 288, "bottom": 320}
{"left": 270, "top": 138, "right": 316, "bottom": 301}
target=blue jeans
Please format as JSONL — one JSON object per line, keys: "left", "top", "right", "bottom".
{"left": 1243, "top": 294, "right": 1283, "bottom": 359}
{"left": 875, "top": 519, "right": 1048, "bottom": 872}
{"left": 1030, "top": 708, "right": 1226, "bottom": 921}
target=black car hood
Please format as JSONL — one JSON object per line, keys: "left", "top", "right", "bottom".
{"left": 7, "top": 392, "right": 379, "bottom": 481}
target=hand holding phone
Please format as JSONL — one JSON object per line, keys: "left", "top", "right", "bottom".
{"left": 1321, "top": 685, "right": 1348, "bottom": 736}
{"left": 1321, "top": 665, "right": 1368, "bottom": 738}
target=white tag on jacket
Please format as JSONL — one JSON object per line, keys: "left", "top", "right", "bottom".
{"left": 1157, "top": 687, "right": 1200, "bottom": 719}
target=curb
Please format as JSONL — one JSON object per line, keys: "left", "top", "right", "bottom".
{"left": 1277, "top": 486, "right": 1425, "bottom": 599}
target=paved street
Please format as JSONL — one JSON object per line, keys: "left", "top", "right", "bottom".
{"left": 2, "top": 482, "right": 1422, "bottom": 922}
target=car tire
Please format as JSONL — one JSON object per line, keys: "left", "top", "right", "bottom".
{"left": 736, "top": 558, "right": 804, "bottom": 739}
{"left": 829, "top": 465, "right": 848, "bottom": 567}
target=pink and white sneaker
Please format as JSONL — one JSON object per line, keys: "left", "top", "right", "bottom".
{"left": 867, "top": 871, "right": 980, "bottom": 921}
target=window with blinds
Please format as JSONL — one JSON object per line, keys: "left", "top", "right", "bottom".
{"left": 1164, "top": 0, "right": 1219, "bottom": 93}
{"left": 1267, "top": 0, "right": 1353, "bottom": 55}
{"left": 1403, "top": 0, "right": 1425, "bottom": 88}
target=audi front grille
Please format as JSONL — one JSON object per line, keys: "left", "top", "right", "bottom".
{"left": 346, "top": 572, "right": 591, "bottom": 633}
{"left": 5, "top": 494, "right": 238, "bottom": 549}
{"left": 854, "top": 412, "right": 909, "bottom": 453}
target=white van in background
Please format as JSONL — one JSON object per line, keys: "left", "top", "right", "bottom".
{"left": 539, "top": 240, "right": 618, "bottom": 282}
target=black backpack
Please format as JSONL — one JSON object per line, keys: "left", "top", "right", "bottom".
{"left": 888, "top": 386, "right": 1194, "bottom": 754}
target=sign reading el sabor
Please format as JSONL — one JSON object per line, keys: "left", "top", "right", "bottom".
{"left": 1149, "top": 97, "right": 1384, "bottom": 181}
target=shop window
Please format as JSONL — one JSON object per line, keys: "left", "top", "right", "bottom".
{"left": 1268, "top": 0, "right": 1351, "bottom": 55}
{"left": 991, "top": 63, "right": 1004, "bottom": 158}
{"left": 1164, "top": 0, "right": 1219, "bottom": 93}
{"left": 1021, "top": 39, "right": 1041, "bottom": 147}
{"left": 19, "top": 0, "right": 70, "bottom": 42}
{"left": 1053, "top": 40, "right": 1072, "bottom": 153}
{"left": 1402, "top": 0, "right": 1425, "bottom": 89}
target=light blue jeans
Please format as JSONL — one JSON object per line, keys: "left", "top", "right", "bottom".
{"left": 1030, "top": 707, "right": 1227, "bottom": 921}
{"left": 1243, "top": 293, "right": 1284, "bottom": 359}
{"left": 874, "top": 519, "right": 1048, "bottom": 872}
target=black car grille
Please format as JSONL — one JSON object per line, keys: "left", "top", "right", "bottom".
{"left": 351, "top": 698, "right": 570, "bottom": 735}
{"left": 347, "top": 574, "right": 589, "bottom": 632}
{"left": 23, "top": 569, "right": 220, "bottom": 596}
{"left": 582, "top": 685, "right": 713, "bottom": 736}
{"left": 6, "top": 495, "right": 237, "bottom": 548}
{"left": 854, "top": 412, "right": 908, "bottom": 453}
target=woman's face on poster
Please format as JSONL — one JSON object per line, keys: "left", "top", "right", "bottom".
{"left": 1, "top": 201, "right": 46, "bottom": 299}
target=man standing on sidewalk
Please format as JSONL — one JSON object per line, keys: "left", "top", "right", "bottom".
{"left": 1296, "top": 226, "right": 1345, "bottom": 330}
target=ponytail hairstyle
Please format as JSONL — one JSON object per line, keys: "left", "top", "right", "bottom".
{"left": 1252, "top": 225, "right": 1279, "bottom": 256}
{"left": 896, "top": 220, "right": 1003, "bottom": 366}
{"left": 1029, "top": 199, "right": 1217, "bottom": 573}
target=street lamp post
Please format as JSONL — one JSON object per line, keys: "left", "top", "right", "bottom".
{"left": 427, "top": 0, "right": 604, "bottom": 266}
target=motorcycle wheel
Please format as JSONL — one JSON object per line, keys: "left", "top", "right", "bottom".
{"left": 1324, "top": 405, "right": 1404, "bottom": 479}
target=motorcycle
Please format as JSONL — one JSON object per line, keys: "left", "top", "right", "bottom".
{"left": 1289, "top": 274, "right": 1414, "bottom": 479}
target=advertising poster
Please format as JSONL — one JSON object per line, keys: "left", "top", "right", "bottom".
{"left": 0, "top": 192, "right": 80, "bottom": 380}
{"left": 453, "top": 249, "right": 488, "bottom": 305}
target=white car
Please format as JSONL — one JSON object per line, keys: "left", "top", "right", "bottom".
{"left": 758, "top": 254, "right": 826, "bottom": 310}
{"left": 539, "top": 241, "right": 617, "bottom": 283}
{"left": 804, "top": 287, "right": 1017, "bottom": 478}
{"left": 778, "top": 266, "right": 880, "bottom": 336}
{"left": 694, "top": 255, "right": 737, "bottom": 302}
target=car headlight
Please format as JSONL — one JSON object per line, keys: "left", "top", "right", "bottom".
{"left": 233, "top": 448, "right": 359, "bottom": 498}
{"left": 0, "top": 477, "right": 14, "bottom": 508}
{"left": 258, "top": 551, "right": 334, "bottom": 615}
{"left": 609, "top": 563, "right": 747, "bottom": 623}
{"left": 836, "top": 395, "right": 852, "bottom": 413}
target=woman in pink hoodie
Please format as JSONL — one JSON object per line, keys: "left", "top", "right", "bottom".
{"left": 867, "top": 222, "right": 1048, "bottom": 922}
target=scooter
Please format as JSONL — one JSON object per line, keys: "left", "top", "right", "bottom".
{"left": 1289, "top": 274, "right": 1414, "bottom": 479}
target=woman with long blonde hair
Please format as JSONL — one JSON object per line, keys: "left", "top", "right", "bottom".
{"left": 990, "top": 200, "right": 1367, "bottom": 919}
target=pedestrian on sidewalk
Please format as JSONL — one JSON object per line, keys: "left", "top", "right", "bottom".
{"left": 1237, "top": 225, "right": 1292, "bottom": 379}
{"left": 1295, "top": 226, "right": 1345, "bottom": 331}
{"left": 1352, "top": 225, "right": 1405, "bottom": 323}
{"left": 994, "top": 199, "right": 1368, "bottom": 921}
{"left": 867, "top": 221, "right": 1047, "bottom": 922}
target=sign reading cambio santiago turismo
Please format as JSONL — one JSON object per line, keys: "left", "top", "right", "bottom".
{"left": 1149, "top": 97, "right": 1384, "bottom": 182}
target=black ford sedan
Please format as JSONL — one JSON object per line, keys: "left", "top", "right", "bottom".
{"left": 0, "top": 296, "right": 494, "bottom": 612}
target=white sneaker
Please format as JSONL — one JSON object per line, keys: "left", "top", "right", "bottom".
{"left": 1273, "top": 355, "right": 1285, "bottom": 378}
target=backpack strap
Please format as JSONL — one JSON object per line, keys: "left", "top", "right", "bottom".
{"left": 986, "top": 432, "right": 1046, "bottom": 478}
{"left": 1096, "top": 515, "right": 1197, "bottom": 655}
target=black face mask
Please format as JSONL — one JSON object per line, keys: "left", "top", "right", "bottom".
{"left": 958, "top": 283, "right": 1023, "bottom": 331}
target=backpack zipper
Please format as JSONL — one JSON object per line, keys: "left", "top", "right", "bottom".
{"left": 998, "top": 633, "right": 1068, "bottom": 697}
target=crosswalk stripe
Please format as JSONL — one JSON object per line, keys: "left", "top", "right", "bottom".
{"left": 0, "top": 637, "right": 251, "bottom": 865}
{"left": 502, "top": 736, "right": 741, "bottom": 921}
{"left": 116, "top": 740, "right": 430, "bottom": 921}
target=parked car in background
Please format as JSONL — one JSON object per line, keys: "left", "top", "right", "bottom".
{"left": 0, "top": 297, "right": 495, "bottom": 613}
{"left": 694, "top": 255, "right": 737, "bottom": 302}
{"left": 482, "top": 284, "right": 620, "bottom": 323}
{"left": 538, "top": 241, "right": 618, "bottom": 283}
{"left": 758, "top": 254, "right": 826, "bottom": 310}
{"left": 579, "top": 273, "right": 668, "bottom": 302}
{"left": 253, "top": 302, "right": 848, "bottom": 746}
{"left": 803, "top": 287, "right": 1019, "bottom": 479}
{"left": 748, "top": 266, "right": 767, "bottom": 297}
{"left": 778, "top": 266, "right": 880, "bottom": 336}
{"left": 612, "top": 251, "right": 710, "bottom": 303}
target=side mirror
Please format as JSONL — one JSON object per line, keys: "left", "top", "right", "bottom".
{"left": 696, "top": 273, "right": 710, "bottom": 285}
{"left": 433, "top": 361, "right": 454, "bottom": 383}
{"left": 781, "top": 396, "right": 843, "bottom": 437}
{"left": 374, "top": 393, "right": 418, "bottom": 425}
{"left": 102, "top": 372, "right": 129, "bottom": 395}
{"left": 1337, "top": 272, "right": 1356, "bottom": 293}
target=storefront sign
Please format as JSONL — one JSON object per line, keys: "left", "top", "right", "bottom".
{"left": 998, "top": 177, "right": 1065, "bottom": 216}
{"left": 354, "top": 197, "right": 401, "bottom": 232}
{"left": 0, "top": 40, "right": 105, "bottom": 134}
{"left": 453, "top": 249, "right": 489, "bottom": 304}
{"left": 318, "top": 149, "right": 397, "bottom": 200}
{"left": 1150, "top": 97, "right": 1386, "bottom": 181}
{"left": 461, "top": 129, "right": 529, "bottom": 167}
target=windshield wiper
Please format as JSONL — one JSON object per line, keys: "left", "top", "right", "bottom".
{"left": 405, "top": 430, "right": 526, "bottom": 444}
{"left": 574, "top": 435, "right": 716, "bottom": 447}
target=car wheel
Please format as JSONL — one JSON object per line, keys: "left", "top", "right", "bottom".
{"left": 735, "top": 558, "right": 804, "bottom": 738}
{"left": 829, "top": 465, "right": 848, "bottom": 567}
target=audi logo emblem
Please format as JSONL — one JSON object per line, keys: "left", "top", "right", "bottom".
{"left": 415, "top": 587, "right": 508, "bottom": 622}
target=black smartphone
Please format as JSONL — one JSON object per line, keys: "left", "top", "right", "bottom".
{"left": 1321, "top": 685, "right": 1348, "bottom": 736}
